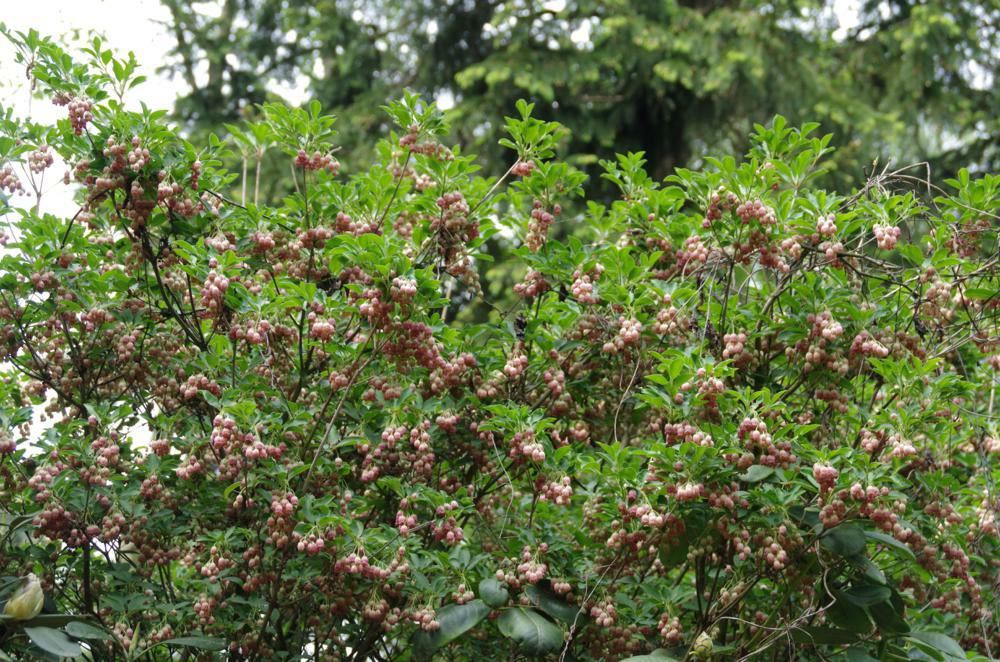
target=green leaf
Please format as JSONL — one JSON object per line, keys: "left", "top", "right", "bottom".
{"left": 524, "top": 584, "right": 582, "bottom": 623}
{"left": 789, "top": 626, "right": 861, "bottom": 645}
{"left": 661, "top": 504, "right": 711, "bottom": 566}
{"left": 478, "top": 578, "right": 509, "bottom": 608}
{"left": 620, "top": 650, "right": 680, "bottom": 661}
{"left": 863, "top": 530, "right": 915, "bottom": 559}
{"left": 908, "top": 631, "right": 966, "bottom": 660}
{"left": 869, "top": 601, "right": 909, "bottom": 635}
{"left": 790, "top": 506, "right": 821, "bottom": 532}
{"left": 842, "top": 584, "right": 891, "bottom": 608}
{"left": 738, "top": 465, "right": 774, "bottom": 482}
{"left": 896, "top": 243, "right": 923, "bottom": 266}
{"left": 24, "top": 626, "right": 83, "bottom": 658}
{"left": 64, "top": 620, "right": 113, "bottom": 640}
{"left": 413, "top": 600, "right": 490, "bottom": 656}
{"left": 827, "top": 594, "right": 874, "bottom": 633}
{"left": 844, "top": 647, "right": 879, "bottom": 662}
{"left": 159, "top": 635, "right": 227, "bottom": 650}
{"left": 20, "top": 614, "right": 98, "bottom": 628}
{"left": 820, "top": 523, "right": 866, "bottom": 557}
{"left": 497, "top": 607, "right": 564, "bottom": 655}
{"left": 961, "top": 288, "right": 994, "bottom": 300}
{"left": 847, "top": 555, "right": 887, "bottom": 585}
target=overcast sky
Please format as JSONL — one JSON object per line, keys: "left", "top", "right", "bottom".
{"left": 1, "top": 0, "right": 177, "bottom": 114}
{"left": 1, "top": 0, "right": 179, "bottom": 218}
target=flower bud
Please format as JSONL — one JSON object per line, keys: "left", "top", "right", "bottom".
{"left": 3, "top": 573, "right": 43, "bottom": 621}
{"left": 692, "top": 631, "right": 713, "bottom": 659}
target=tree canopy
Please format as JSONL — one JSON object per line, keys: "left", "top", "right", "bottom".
{"left": 0, "top": 26, "right": 998, "bottom": 662}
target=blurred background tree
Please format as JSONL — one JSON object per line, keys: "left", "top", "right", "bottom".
{"left": 159, "top": 0, "right": 998, "bottom": 192}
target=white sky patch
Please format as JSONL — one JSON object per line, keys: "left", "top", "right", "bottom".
{"left": 312, "top": 58, "right": 326, "bottom": 79}
{"left": 435, "top": 89, "right": 456, "bottom": 111}
{"left": 269, "top": 73, "right": 314, "bottom": 107}
{"left": 1, "top": 0, "right": 177, "bottom": 116}
{"left": 570, "top": 20, "right": 594, "bottom": 47}
{"left": 1, "top": 0, "right": 178, "bottom": 219}
{"left": 964, "top": 59, "right": 995, "bottom": 91}
{"left": 191, "top": 0, "right": 223, "bottom": 19}
{"left": 832, "top": 0, "right": 862, "bottom": 40}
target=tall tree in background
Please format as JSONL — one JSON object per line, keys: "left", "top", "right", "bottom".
{"left": 159, "top": 0, "right": 998, "bottom": 188}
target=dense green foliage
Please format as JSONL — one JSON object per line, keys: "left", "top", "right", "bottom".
{"left": 160, "top": 0, "right": 999, "bottom": 189}
{"left": 1, "top": 28, "right": 999, "bottom": 662}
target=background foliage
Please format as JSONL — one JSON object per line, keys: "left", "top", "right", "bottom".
{"left": 160, "top": 0, "right": 999, "bottom": 192}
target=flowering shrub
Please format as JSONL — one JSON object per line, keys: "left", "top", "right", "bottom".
{"left": 1, "top": 30, "right": 998, "bottom": 662}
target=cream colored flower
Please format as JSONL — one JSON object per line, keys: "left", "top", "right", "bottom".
{"left": 692, "top": 631, "right": 713, "bottom": 659}
{"left": 3, "top": 573, "right": 43, "bottom": 621}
